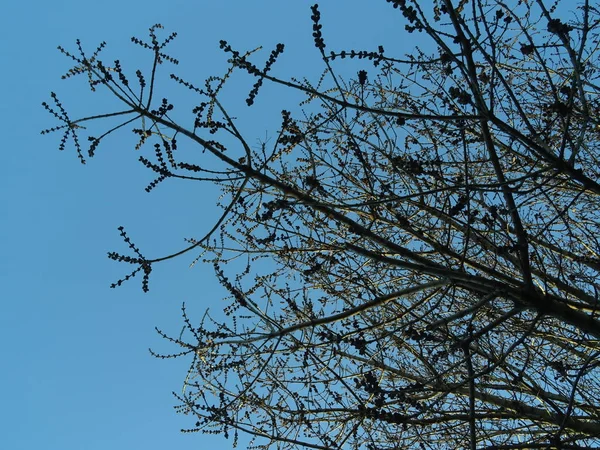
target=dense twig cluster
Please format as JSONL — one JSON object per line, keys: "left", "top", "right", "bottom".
{"left": 44, "top": 1, "right": 600, "bottom": 449}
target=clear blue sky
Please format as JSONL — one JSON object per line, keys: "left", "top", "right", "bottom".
{"left": 1, "top": 1, "right": 406, "bottom": 449}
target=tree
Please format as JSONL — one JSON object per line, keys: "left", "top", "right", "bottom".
{"left": 42, "top": 1, "right": 600, "bottom": 448}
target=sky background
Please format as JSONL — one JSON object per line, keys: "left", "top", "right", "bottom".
{"left": 1, "top": 2, "right": 408, "bottom": 449}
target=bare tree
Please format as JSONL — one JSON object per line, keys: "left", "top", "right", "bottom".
{"left": 43, "top": 1, "right": 600, "bottom": 449}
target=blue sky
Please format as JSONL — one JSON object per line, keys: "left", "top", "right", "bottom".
{"left": 1, "top": 1, "right": 405, "bottom": 449}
